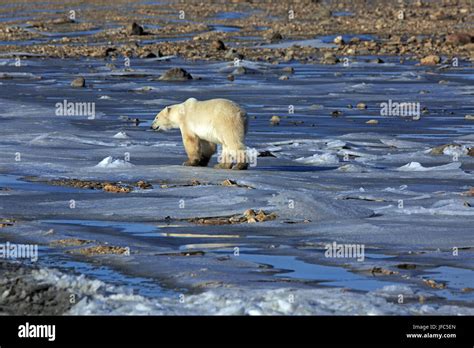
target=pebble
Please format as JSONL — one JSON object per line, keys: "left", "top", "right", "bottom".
{"left": 128, "top": 22, "right": 144, "bottom": 36}
{"left": 334, "top": 36, "right": 345, "bottom": 45}
{"left": 211, "top": 39, "right": 226, "bottom": 51}
{"left": 71, "top": 76, "right": 85, "bottom": 88}
{"left": 158, "top": 67, "right": 193, "bottom": 81}
{"left": 420, "top": 55, "right": 441, "bottom": 65}
{"left": 270, "top": 115, "right": 281, "bottom": 125}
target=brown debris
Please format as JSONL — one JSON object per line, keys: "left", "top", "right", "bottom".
{"left": 423, "top": 279, "right": 447, "bottom": 289}
{"left": 50, "top": 239, "right": 92, "bottom": 247}
{"left": 370, "top": 267, "right": 398, "bottom": 275}
{"left": 221, "top": 179, "right": 238, "bottom": 187}
{"left": 221, "top": 179, "right": 253, "bottom": 189}
{"left": 462, "top": 188, "right": 474, "bottom": 196}
{"left": 135, "top": 180, "right": 153, "bottom": 189}
{"left": 45, "top": 178, "right": 153, "bottom": 192}
{"left": 103, "top": 183, "right": 132, "bottom": 193}
{"left": 188, "top": 209, "right": 277, "bottom": 225}
{"left": 0, "top": 218, "right": 15, "bottom": 228}
{"left": 72, "top": 245, "right": 130, "bottom": 256}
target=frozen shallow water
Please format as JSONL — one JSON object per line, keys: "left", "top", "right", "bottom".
{"left": 0, "top": 55, "right": 473, "bottom": 314}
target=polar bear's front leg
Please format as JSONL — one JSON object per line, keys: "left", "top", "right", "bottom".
{"left": 198, "top": 140, "right": 217, "bottom": 166}
{"left": 182, "top": 132, "right": 202, "bottom": 166}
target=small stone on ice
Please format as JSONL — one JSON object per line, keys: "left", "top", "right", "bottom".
{"left": 366, "top": 119, "right": 379, "bottom": 124}
{"left": 113, "top": 131, "right": 129, "bottom": 139}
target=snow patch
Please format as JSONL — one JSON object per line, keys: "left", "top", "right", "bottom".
{"left": 396, "top": 162, "right": 462, "bottom": 172}
{"left": 296, "top": 153, "right": 339, "bottom": 165}
{"left": 113, "top": 131, "right": 129, "bottom": 139}
{"left": 95, "top": 156, "right": 134, "bottom": 168}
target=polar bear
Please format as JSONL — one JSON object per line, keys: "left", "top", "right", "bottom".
{"left": 151, "top": 98, "right": 249, "bottom": 170}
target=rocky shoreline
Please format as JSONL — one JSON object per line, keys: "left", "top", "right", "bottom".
{"left": 0, "top": 0, "right": 472, "bottom": 64}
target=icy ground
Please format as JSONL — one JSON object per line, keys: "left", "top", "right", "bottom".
{"left": 0, "top": 56, "right": 473, "bottom": 314}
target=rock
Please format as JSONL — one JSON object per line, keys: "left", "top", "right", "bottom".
{"left": 136, "top": 180, "right": 153, "bottom": 189}
{"left": 232, "top": 66, "right": 247, "bottom": 75}
{"left": 128, "top": 22, "right": 144, "bottom": 36}
{"left": 423, "top": 279, "right": 446, "bottom": 289}
{"left": 369, "top": 58, "right": 384, "bottom": 64}
{"left": 159, "top": 68, "right": 192, "bottom": 81}
{"left": 52, "top": 18, "right": 75, "bottom": 25}
{"left": 227, "top": 74, "right": 235, "bottom": 81}
{"left": 322, "top": 52, "right": 339, "bottom": 64}
{"left": 258, "top": 151, "right": 276, "bottom": 158}
{"left": 141, "top": 50, "right": 161, "bottom": 58}
{"left": 356, "top": 103, "right": 367, "bottom": 109}
{"left": 334, "top": 35, "right": 345, "bottom": 45}
{"left": 242, "top": 209, "right": 276, "bottom": 223}
{"left": 225, "top": 48, "right": 244, "bottom": 60}
{"left": 71, "top": 76, "right": 85, "bottom": 88}
{"left": 420, "top": 55, "right": 441, "bottom": 65}
{"left": 75, "top": 245, "right": 130, "bottom": 255}
{"left": 366, "top": 119, "right": 379, "bottom": 125}
{"left": 446, "top": 33, "right": 472, "bottom": 46}
{"left": 105, "top": 47, "right": 117, "bottom": 57}
{"left": 103, "top": 183, "right": 132, "bottom": 193}
{"left": 349, "top": 37, "right": 360, "bottom": 44}
{"left": 270, "top": 115, "right": 281, "bottom": 125}
{"left": 331, "top": 110, "right": 342, "bottom": 117}
{"left": 269, "top": 32, "right": 283, "bottom": 42}
{"left": 222, "top": 179, "right": 238, "bottom": 187}
{"left": 281, "top": 66, "right": 294, "bottom": 74}
{"left": 211, "top": 39, "right": 226, "bottom": 50}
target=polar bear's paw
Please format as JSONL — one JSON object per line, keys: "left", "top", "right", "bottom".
{"left": 183, "top": 159, "right": 201, "bottom": 166}
{"left": 214, "top": 163, "right": 233, "bottom": 170}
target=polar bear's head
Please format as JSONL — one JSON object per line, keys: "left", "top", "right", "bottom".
{"left": 151, "top": 104, "right": 184, "bottom": 131}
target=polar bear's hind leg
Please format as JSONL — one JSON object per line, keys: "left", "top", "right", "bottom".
{"left": 231, "top": 143, "right": 249, "bottom": 170}
{"left": 214, "top": 146, "right": 233, "bottom": 169}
